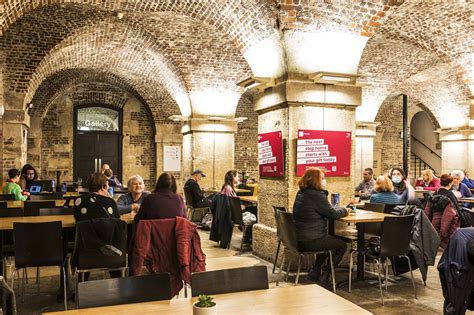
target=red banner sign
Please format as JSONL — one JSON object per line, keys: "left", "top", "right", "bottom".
{"left": 258, "top": 131, "right": 284, "bottom": 177}
{"left": 296, "top": 130, "right": 351, "bottom": 177}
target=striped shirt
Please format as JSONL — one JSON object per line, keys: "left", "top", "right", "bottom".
{"left": 369, "top": 192, "right": 400, "bottom": 204}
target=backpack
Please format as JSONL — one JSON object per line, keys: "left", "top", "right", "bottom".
{"left": 456, "top": 207, "right": 473, "bottom": 228}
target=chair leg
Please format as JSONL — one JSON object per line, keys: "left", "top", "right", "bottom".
{"left": 285, "top": 257, "right": 292, "bottom": 282}
{"left": 385, "top": 259, "right": 389, "bottom": 290}
{"left": 61, "top": 266, "right": 67, "bottom": 311}
{"left": 37, "top": 267, "right": 40, "bottom": 294}
{"left": 75, "top": 271, "right": 80, "bottom": 309}
{"left": 240, "top": 225, "right": 246, "bottom": 251}
{"left": 328, "top": 251, "right": 336, "bottom": 293}
{"left": 349, "top": 250, "right": 354, "bottom": 293}
{"left": 375, "top": 258, "right": 384, "bottom": 305}
{"left": 11, "top": 269, "right": 17, "bottom": 295}
{"left": 276, "top": 251, "right": 285, "bottom": 286}
{"left": 184, "top": 282, "right": 188, "bottom": 298}
{"left": 295, "top": 255, "right": 302, "bottom": 285}
{"left": 272, "top": 240, "right": 281, "bottom": 274}
{"left": 404, "top": 255, "right": 418, "bottom": 299}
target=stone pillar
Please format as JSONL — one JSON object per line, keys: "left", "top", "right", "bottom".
{"left": 252, "top": 73, "right": 361, "bottom": 261}
{"left": 354, "top": 122, "right": 378, "bottom": 184}
{"left": 439, "top": 128, "right": 474, "bottom": 174}
{"left": 181, "top": 118, "right": 236, "bottom": 190}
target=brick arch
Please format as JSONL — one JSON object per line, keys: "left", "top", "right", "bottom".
{"left": 68, "top": 83, "right": 128, "bottom": 109}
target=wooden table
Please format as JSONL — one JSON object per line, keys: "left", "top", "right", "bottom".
{"left": 6, "top": 200, "right": 69, "bottom": 208}
{"left": 239, "top": 196, "right": 258, "bottom": 204}
{"left": 460, "top": 197, "right": 474, "bottom": 203}
{"left": 414, "top": 189, "right": 432, "bottom": 194}
{"left": 235, "top": 188, "right": 251, "bottom": 194}
{"left": 45, "top": 285, "right": 371, "bottom": 315}
{"left": 337, "top": 210, "right": 393, "bottom": 281}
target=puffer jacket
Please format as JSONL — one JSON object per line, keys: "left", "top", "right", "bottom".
{"left": 292, "top": 188, "right": 347, "bottom": 241}
{"left": 424, "top": 198, "right": 460, "bottom": 249}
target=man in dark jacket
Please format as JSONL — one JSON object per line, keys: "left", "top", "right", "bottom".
{"left": 184, "top": 169, "right": 212, "bottom": 208}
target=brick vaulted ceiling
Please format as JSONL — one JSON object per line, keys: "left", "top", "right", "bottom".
{"left": 0, "top": 0, "right": 472, "bottom": 125}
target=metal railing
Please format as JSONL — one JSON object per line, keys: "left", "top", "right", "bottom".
{"left": 411, "top": 152, "right": 436, "bottom": 180}
{"left": 410, "top": 135, "right": 441, "bottom": 158}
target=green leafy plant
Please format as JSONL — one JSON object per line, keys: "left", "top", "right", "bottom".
{"left": 194, "top": 294, "right": 216, "bottom": 308}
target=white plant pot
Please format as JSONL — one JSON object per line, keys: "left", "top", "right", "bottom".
{"left": 193, "top": 304, "right": 217, "bottom": 315}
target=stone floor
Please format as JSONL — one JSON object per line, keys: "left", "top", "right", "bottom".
{"left": 8, "top": 228, "right": 473, "bottom": 314}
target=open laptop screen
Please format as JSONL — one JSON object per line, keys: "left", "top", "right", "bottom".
{"left": 29, "top": 184, "right": 43, "bottom": 194}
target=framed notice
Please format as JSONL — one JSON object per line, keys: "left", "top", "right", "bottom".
{"left": 258, "top": 131, "right": 284, "bottom": 177}
{"left": 296, "top": 130, "right": 351, "bottom": 177}
{"left": 163, "top": 146, "right": 181, "bottom": 172}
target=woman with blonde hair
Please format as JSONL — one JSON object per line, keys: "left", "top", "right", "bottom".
{"left": 415, "top": 169, "right": 440, "bottom": 191}
{"left": 370, "top": 175, "right": 401, "bottom": 204}
{"left": 292, "top": 167, "right": 349, "bottom": 287}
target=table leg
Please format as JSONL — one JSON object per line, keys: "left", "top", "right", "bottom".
{"left": 356, "top": 222, "right": 365, "bottom": 280}
{"left": 0, "top": 231, "right": 4, "bottom": 277}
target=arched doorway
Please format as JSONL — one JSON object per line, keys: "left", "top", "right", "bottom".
{"left": 73, "top": 105, "right": 122, "bottom": 182}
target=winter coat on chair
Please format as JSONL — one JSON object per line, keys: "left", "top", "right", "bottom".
{"left": 130, "top": 217, "right": 206, "bottom": 296}
{"left": 424, "top": 195, "right": 460, "bottom": 249}
{"left": 210, "top": 194, "right": 234, "bottom": 248}
{"left": 393, "top": 205, "right": 440, "bottom": 283}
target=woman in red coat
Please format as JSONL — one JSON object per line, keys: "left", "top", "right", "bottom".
{"left": 415, "top": 169, "right": 440, "bottom": 191}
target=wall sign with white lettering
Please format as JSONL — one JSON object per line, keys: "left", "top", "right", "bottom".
{"left": 77, "top": 107, "right": 119, "bottom": 132}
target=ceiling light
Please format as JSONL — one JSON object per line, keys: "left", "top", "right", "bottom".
{"left": 309, "top": 72, "right": 359, "bottom": 86}
{"left": 235, "top": 117, "right": 248, "bottom": 123}
{"left": 237, "top": 76, "right": 275, "bottom": 91}
{"left": 209, "top": 116, "right": 225, "bottom": 121}
{"left": 168, "top": 115, "right": 188, "bottom": 122}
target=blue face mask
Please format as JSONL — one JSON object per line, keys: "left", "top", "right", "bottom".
{"left": 392, "top": 176, "right": 402, "bottom": 184}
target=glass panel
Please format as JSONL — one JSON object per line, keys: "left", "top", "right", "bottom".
{"left": 77, "top": 107, "right": 119, "bottom": 131}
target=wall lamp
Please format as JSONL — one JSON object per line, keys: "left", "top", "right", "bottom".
{"left": 168, "top": 115, "right": 189, "bottom": 122}
{"left": 308, "top": 72, "right": 359, "bottom": 86}
{"left": 237, "top": 76, "right": 275, "bottom": 92}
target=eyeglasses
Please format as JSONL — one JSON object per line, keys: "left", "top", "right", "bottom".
{"left": 26, "top": 172, "right": 35, "bottom": 176}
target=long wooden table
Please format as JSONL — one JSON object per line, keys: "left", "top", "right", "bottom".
{"left": 45, "top": 285, "right": 371, "bottom": 315}
{"left": 5, "top": 200, "right": 70, "bottom": 208}
{"left": 239, "top": 195, "right": 258, "bottom": 204}
{"left": 460, "top": 197, "right": 474, "bottom": 203}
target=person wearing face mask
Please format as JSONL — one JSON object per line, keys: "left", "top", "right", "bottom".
{"left": 369, "top": 175, "right": 401, "bottom": 204}
{"left": 390, "top": 167, "right": 415, "bottom": 204}
{"left": 292, "top": 167, "right": 349, "bottom": 287}
{"left": 116, "top": 175, "right": 150, "bottom": 215}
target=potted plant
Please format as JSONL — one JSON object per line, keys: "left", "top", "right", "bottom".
{"left": 193, "top": 294, "right": 217, "bottom": 315}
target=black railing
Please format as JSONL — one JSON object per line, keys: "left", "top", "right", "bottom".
{"left": 410, "top": 135, "right": 441, "bottom": 158}
{"left": 411, "top": 152, "right": 436, "bottom": 180}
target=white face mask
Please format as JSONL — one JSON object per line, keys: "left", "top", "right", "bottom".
{"left": 321, "top": 179, "right": 327, "bottom": 189}
{"left": 392, "top": 176, "right": 402, "bottom": 184}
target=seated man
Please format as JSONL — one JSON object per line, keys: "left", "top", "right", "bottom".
{"left": 184, "top": 169, "right": 212, "bottom": 208}
{"left": 2, "top": 168, "right": 29, "bottom": 201}
{"left": 354, "top": 168, "right": 375, "bottom": 200}
{"left": 103, "top": 168, "right": 123, "bottom": 188}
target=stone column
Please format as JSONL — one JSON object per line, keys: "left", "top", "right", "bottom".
{"left": 354, "top": 122, "right": 378, "bottom": 184}
{"left": 439, "top": 128, "right": 474, "bottom": 174}
{"left": 252, "top": 73, "right": 361, "bottom": 261}
{"left": 181, "top": 118, "right": 236, "bottom": 190}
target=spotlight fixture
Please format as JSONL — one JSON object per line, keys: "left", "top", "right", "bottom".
{"left": 117, "top": 12, "right": 124, "bottom": 19}
{"left": 168, "top": 115, "right": 188, "bottom": 122}
{"left": 308, "top": 72, "right": 359, "bottom": 86}
{"left": 235, "top": 116, "right": 248, "bottom": 123}
{"left": 27, "top": 102, "right": 34, "bottom": 110}
{"left": 237, "top": 76, "right": 275, "bottom": 91}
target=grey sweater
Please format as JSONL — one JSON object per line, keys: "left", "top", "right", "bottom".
{"left": 116, "top": 191, "right": 151, "bottom": 215}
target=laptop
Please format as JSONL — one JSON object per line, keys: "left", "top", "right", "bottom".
{"left": 28, "top": 184, "right": 43, "bottom": 194}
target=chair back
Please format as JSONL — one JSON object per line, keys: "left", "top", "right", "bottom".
{"left": 13, "top": 221, "right": 64, "bottom": 268}
{"left": 0, "top": 207, "right": 24, "bottom": 217}
{"left": 39, "top": 207, "right": 74, "bottom": 216}
{"left": 24, "top": 200, "right": 57, "bottom": 216}
{"left": 229, "top": 197, "right": 244, "bottom": 225}
{"left": 272, "top": 206, "right": 287, "bottom": 237}
{"left": 191, "top": 266, "right": 268, "bottom": 297}
{"left": 77, "top": 273, "right": 172, "bottom": 309}
{"left": 363, "top": 203, "right": 385, "bottom": 213}
{"left": 383, "top": 204, "right": 403, "bottom": 214}
{"left": 183, "top": 188, "right": 194, "bottom": 208}
{"left": 72, "top": 218, "right": 127, "bottom": 270}
{"left": 0, "top": 194, "right": 15, "bottom": 201}
{"left": 277, "top": 211, "right": 299, "bottom": 253}
{"left": 29, "top": 193, "right": 64, "bottom": 201}
{"left": 380, "top": 215, "right": 415, "bottom": 258}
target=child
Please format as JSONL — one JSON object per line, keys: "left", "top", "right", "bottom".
{"left": 2, "top": 168, "right": 29, "bottom": 201}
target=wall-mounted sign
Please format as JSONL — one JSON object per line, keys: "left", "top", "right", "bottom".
{"left": 258, "top": 131, "right": 284, "bottom": 177}
{"left": 77, "top": 107, "right": 119, "bottom": 132}
{"left": 163, "top": 146, "right": 181, "bottom": 172}
{"left": 296, "top": 129, "right": 351, "bottom": 177}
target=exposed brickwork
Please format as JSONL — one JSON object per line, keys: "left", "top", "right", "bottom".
{"left": 234, "top": 91, "right": 258, "bottom": 180}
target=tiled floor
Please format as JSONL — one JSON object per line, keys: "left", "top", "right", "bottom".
{"left": 9, "top": 229, "right": 473, "bottom": 314}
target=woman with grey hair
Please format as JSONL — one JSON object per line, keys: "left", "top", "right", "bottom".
{"left": 116, "top": 175, "right": 150, "bottom": 215}
{"left": 450, "top": 169, "right": 472, "bottom": 200}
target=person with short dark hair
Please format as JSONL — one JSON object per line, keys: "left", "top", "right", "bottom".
{"left": 103, "top": 168, "right": 123, "bottom": 188}
{"left": 220, "top": 170, "right": 238, "bottom": 197}
{"left": 134, "top": 173, "right": 186, "bottom": 223}
{"left": 184, "top": 169, "right": 212, "bottom": 208}
{"left": 390, "top": 167, "right": 415, "bottom": 204}
{"left": 292, "top": 167, "right": 349, "bottom": 287}
{"left": 354, "top": 167, "right": 375, "bottom": 199}
{"left": 2, "top": 168, "right": 29, "bottom": 201}
{"left": 74, "top": 173, "right": 119, "bottom": 221}
{"left": 19, "top": 164, "right": 38, "bottom": 190}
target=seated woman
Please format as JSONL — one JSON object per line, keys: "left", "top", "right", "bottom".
{"left": 116, "top": 175, "right": 150, "bottom": 215}
{"left": 390, "top": 167, "right": 415, "bottom": 204}
{"left": 103, "top": 168, "right": 123, "bottom": 188}
{"left": 415, "top": 169, "right": 440, "bottom": 191}
{"left": 221, "top": 170, "right": 238, "bottom": 197}
{"left": 450, "top": 169, "right": 473, "bottom": 199}
{"left": 424, "top": 174, "right": 460, "bottom": 248}
{"left": 74, "top": 173, "right": 120, "bottom": 221}
{"left": 369, "top": 175, "right": 401, "bottom": 204}
{"left": 134, "top": 173, "right": 186, "bottom": 223}
{"left": 292, "top": 167, "right": 348, "bottom": 287}
{"left": 19, "top": 164, "right": 38, "bottom": 190}
{"left": 3, "top": 169, "right": 29, "bottom": 201}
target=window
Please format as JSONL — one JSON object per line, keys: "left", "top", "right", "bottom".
{"left": 77, "top": 107, "right": 119, "bottom": 132}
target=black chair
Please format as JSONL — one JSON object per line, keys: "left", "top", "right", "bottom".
{"left": 349, "top": 215, "right": 416, "bottom": 304}
{"left": 77, "top": 273, "right": 172, "bottom": 309}
{"left": 183, "top": 189, "right": 210, "bottom": 222}
{"left": 363, "top": 203, "right": 385, "bottom": 237}
{"left": 383, "top": 203, "right": 402, "bottom": 214}
{"left": 272, "top": 206, "right": 287, "bottom": 274}
{"left": 191, "top": 266, "right": 268, "bottom": 297}
{"left": 0, "top": 206, "right": 23, "bottom": 217}
{"left": 29, "top": 193, "right": 64, "bottom": 201}
{"left": 12, "top": 221, "right": 67, "bottom": 310}
{"left": 276, "top": 211, "right": 336, "bottom": 291}
{"left": 39, "top": 207, "right": 74, "bottom": 216}
{"left": 24, "top": 200, "right": 57, "bottom": 216}
{"left": 363, "top": 203, "right": 385, "bottom": 213}
{"left": 229, "top": 196, "right": 255, "bottom": 250}
{"left": 0, "top": 194, "right": 15, "bottom": 201}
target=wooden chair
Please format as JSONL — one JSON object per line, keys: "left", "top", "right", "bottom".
{"left": 0, "top": 194, "right": 15, "bottom": 201}
{"left": 23, "top": 200, "right": 57, "bottom": 216}
{"left": 272, "top": 206, "right": 287, "bottom": 273}
{"left": 38, "top": 207, "right": 74, "bottom": 216}
{"left": 77, "top": 273, "right": 172, "bottom": 309}
{"left": 229, "top": 196, "right": 256, "bottom": 250}
{"left": 190, "top": 266, "right": 268, "bottom": 297}
{"left": 184, "top": 189, "right": 210, "bottom": 222}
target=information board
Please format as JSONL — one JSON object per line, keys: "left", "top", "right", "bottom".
{"left": 163, "top": 146, "right": 181, "bottom": 172}
{"left": 258, "top": 131, "right": 284, "bottom": 177}
{"left": 296, "top": 130, "right": 351, "bottom": 177}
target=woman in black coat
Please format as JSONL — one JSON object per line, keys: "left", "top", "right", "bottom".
{"left": 293, "top": 167, "right": 348, "bottom": 286}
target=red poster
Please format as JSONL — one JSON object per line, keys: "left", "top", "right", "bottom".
{"left": 296, "top": 130, "right": 351, "bottom": 177}
{"left": 258, "top": 131, "right": 284, "bottom": 177}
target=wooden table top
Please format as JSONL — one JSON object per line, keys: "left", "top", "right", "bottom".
{"left": 45, "top": 285, "right": 371, "bottom": 315}
{"left": 0, "top": 213, "right": 134, "bottom": 231}
{"left": 460, "top": 197, "right": 474, "bottom": 203}
{"left": 338, "top": 210, "right": 393, "bottom": 224}
{"left": 239, "top": 195, "right": 258, "bottom": 203}
{"left": 6, "top": 200, "right": 68, "bottom": 209}
{"left": 235, "top": 188, "right": 251, "bottom": 193}
{"left": 414, "top": 189, "right": 432, "bottom": 194}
